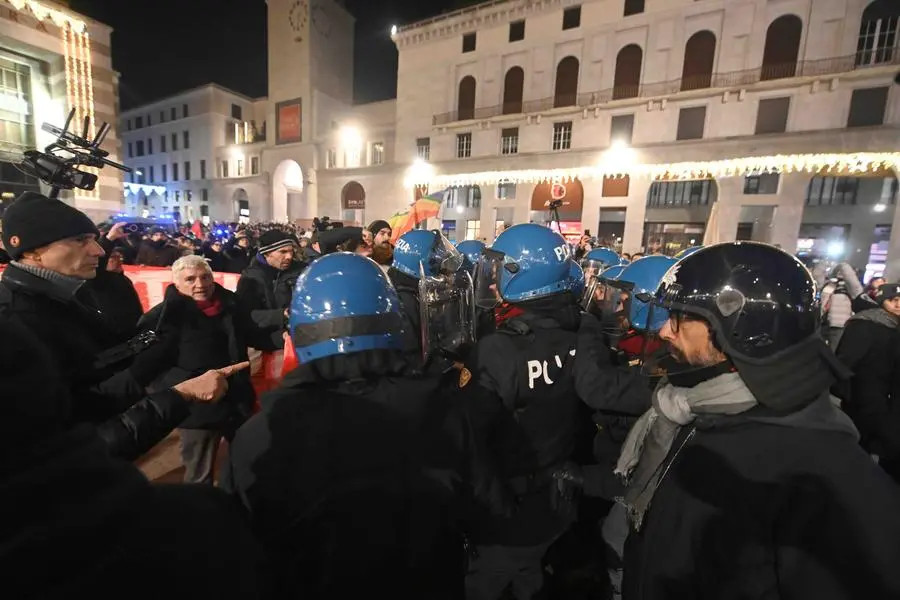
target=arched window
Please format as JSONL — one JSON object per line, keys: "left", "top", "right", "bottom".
{"left": 503, "top": 67, "right": 524, "bottom": 114}
{"left": 613, "top": 44, "right": 643, "bottom": 100}
{"left": 761, "top": 15, "right": 802, "bottom": 81}
{"left": 681, "top": 31, "right": 716, "bottom": 91}
{"left": 554, "top": 56, "right": 580, "bottom": 108}
{"left": 857, "top": 0, "right": 900, "bottom": 66}
{"left": 457, "top": 76, "right": 476, "bottom": 121}
{"left": 341, "top": 181, "right": 366, "bottom": 210}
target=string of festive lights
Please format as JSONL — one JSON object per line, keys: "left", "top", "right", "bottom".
{"left": 405, "top": 153, "right": 900, "bottom": 188}
{"left": 8, "top": 0, "right": 87, "bottom": 32}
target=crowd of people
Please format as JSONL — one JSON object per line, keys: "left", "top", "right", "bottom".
{"left": 0, "top": 189, "right": 899, "bottom": 599}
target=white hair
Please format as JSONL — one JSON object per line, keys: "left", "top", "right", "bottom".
{"left": 172, "top": 254, "right": 213, "bottom": 277}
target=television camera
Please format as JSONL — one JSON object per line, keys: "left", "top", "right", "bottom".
{"left": 18, "top": 108, "right": 130, "bottom": 199}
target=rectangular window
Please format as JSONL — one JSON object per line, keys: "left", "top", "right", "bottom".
{"left": 182, "top": 103, "right": 189, "bottom": 118}
{"left": 676, "top": 106, "right": 706, "bottom": 140}
{"left": 184, "top": 161, "right": 191, "bottom": 180}
{"left": 509, "top": 20, "right": 525, "bottom": 42}
{"left": 462, "top": 33, "right": 476, "bottom": 53}
{"left": 231, "top": 104, "right": 242, "bottom": 120}
{"left": 498, "top": 180, "right": 517, "bottom": 199}
{"left": 137, "top": 171, "right": 146, "bottom": 184}
{"left": 251, "top": 156, "right": 260, "bottom": 174}
{"left": 200, "top": 159, "right": 206, "bottom": 179}
{"left": 327, "top": 148, "right": 337, "bottom": 168}
{"left": 623, "top": 0, "right": 644, "bottom": 17}
{"left": 222, "top": 160, "right": 229, "bottom": 178}
{"left": 647, "top": 180, "right": 712, "bottom": 207}
{"left": 126, "top": 119, "right": 131, "bottom": 131}
{"left": 135, "top": 116, "right": 143, "bottom": 129}
{"left": 416, "top": 137, "right": 431, "bottom": 160}
{"left": 172, "top": 163, "right": 179, "bottom": 181}
{"left": 171, "top": 133, "right": 178, "bottom": 151}
{"left": 847, "top": 87, "right": 889, "bottom": 128}
{"left": 552, "top": 121, "right": 573, "bottom": 151}
{"left": 744, "top": 173, "right": 780, "bottom": 194}
{"left": 562, "top": 5, "right": 581, "bottom": 30}
{"left": 171, "top": 107, "right": 177, "bottom": 120}
{"left": 149, "top": 166, "right": 155, "bottom": 182}
{"left": 185, "top": 190, "right": 192, "bottom": 203}
{"left": 500, "top": 127, "right": 519, "bottom": 155}
{"left": 466, "top": 220, "right": 481, "bottom": 240}
{"left": 237, "top": 159, "right": 244, "bottom": 176}
{"left": 127, "top": 142, "right": 133, "bottom": 158}
{"left": 161, "top": 164, "right": 167, "bottom": 182}
{"left": 806, "top": 176, "right": 860, "bottom": 206}
{"left": 456, "top": 133, "right": 472, "bottom": 159}
{"left": 159, "top": 110, "right": 165, "bottom": 123}
{"left": 160, "top": 135, "right": 166, "bottom": 152}
{"left": 755, "top": 97, "right": 791, "bottom": 134}
{"left": 135, "top": 140, "right": 145, "bottom": 156}
{"left": 371, "top": 142, "right": 385, "bottom": 165}
{"left": 147, "top": 114, "right": 152, "bottom": 126}
{"left": 148, "top": 138, "right": 153, "bottom": 154}
{"left": 610, "top": 114, "right": 635, "bottom": 145}
{"left": 183, "top": 131, "right": 190, "bottom": 149}
{"left": 201, "top": 189, "right": 208, "bottom": 203}
{"left": 174, "top": 191, "right": 180, "bottom": 203}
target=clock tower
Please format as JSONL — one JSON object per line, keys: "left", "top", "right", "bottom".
{"left": 265, "top": 0, "right": 355, "bottom": 148}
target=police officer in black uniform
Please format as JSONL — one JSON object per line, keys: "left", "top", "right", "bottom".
{"left": 462, "top": 223, "right": 587, "bottom": 600}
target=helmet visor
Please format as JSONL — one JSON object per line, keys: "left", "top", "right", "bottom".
{"left": 429, "top": 230, "right": 464, "bottom": 275}
{"left": 474, "top": 248, "right": 506, "bottom": 309}
{"left": 419, "top": 269, "right": 476, "bottom": 364}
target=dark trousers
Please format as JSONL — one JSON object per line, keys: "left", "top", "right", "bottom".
{"left": 465, "top": 537, "right": 558, "bottom": 600}
{"left": 179, "top": 427, "right": 237, "bottom": 484}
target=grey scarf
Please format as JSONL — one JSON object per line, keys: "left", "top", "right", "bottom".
{"left": 848, "top": 307, "right": 900, "bottom": 329}
{"left": 615, "top": 372, "right": 758, "bottom": 531}
{"left": 11, "top": 261, "right": 85, "bottom": 298}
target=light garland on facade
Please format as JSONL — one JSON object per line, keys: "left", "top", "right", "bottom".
{"left": 7, "top": 0, "right": 87, "bottom": 32}
{"left": 409, "top": 153, "right": 900, "bottom": 188}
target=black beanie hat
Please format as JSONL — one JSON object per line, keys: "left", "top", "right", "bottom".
{"left": 1, "top": 192, "right": 99, "bottom": 260}
{"left": 367, "top": 220, "right": 391, "bottom": 236}
{"left": 258, "top": 229, "right": 298, "bottom": 255}
{"left": 875, "top": 283, "right": 900, "bottom": 304}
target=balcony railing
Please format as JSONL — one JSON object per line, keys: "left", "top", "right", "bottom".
{"left": 433, "top": 48, "right": 900, "bottom": 126}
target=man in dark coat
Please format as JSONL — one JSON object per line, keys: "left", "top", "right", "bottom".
{"left": 0, "top": 315, "right": 266, "bottom": 599}
{"left": 618, "top": 243, "right": 900, "bottom": 600}
{"left": 140, "top": 255, "right": 279, "bottom": 483}
{"left": 0, "top": 193, "right": 240, "bottom": 460}
{"left": 834, "top": 282, "right": 900, "bottom": 481}
{"left": 136, "top": 226, "right": 181, "bottom": 267}
{"left": 235, "top": 229, "right": 304, "bottom": 350}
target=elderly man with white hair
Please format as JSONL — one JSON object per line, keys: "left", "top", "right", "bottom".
{"left": 138, "top": 255, "right": 281, "bottom": 484}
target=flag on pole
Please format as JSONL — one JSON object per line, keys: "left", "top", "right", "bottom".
{"left": 390, "top": 189, "right": 448, "bottom": 243}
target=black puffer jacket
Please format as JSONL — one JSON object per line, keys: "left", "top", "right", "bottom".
{"left": 139, "top": 284, "right": 275, "bottom": 430}
{"left": 0, "top": 263, "right": 189, "bottom": 460}
{"left": 235, "top": 255, "right": 304, "bottom": 350}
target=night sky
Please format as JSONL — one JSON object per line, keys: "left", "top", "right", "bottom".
{"left": 68, "top": 0, "right": 471, "bottom": 109}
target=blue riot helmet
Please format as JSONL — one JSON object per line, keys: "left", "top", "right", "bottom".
{"left": 456, "top": 239, "right": 486, "bottom": 275}
{"left": 289, "top": 253, "right": 405, "bottom": 364}
{"left": 674, "top": 246, "right": 703, "bottom": 259}
{"left": 613, "top": 255, "right": 678, "bottom": 333}
{"left": 602, "top": 264, "right": 627, "bottom": 281}
{"left": 580, "top": 247, "right": 623, "bottom": 309}
{"left": 474, "top": 223, "right": 575, "bottom": 309}
{"left": 392, "top": 229, "right": 463, "bottom": 279}
{"left": 568, "top": 261, "right": 586, "bottom": 298}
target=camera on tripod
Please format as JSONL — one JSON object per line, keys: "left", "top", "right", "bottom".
{"left": 548, "top": 199, "right": 564, "bottom": 210}
{"left": 18, "top": 108, "right": 130, "bottom": 199}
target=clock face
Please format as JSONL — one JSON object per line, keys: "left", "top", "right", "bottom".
{"left": 312, "top": 5, "right": 332, "bottom": 38}
{"left": 288, "top": 0, "right": 308, "bottom": 38}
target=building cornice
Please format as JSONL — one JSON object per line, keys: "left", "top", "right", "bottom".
{"left": 392, "top": 0, "right": 583, "bottom": 49}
